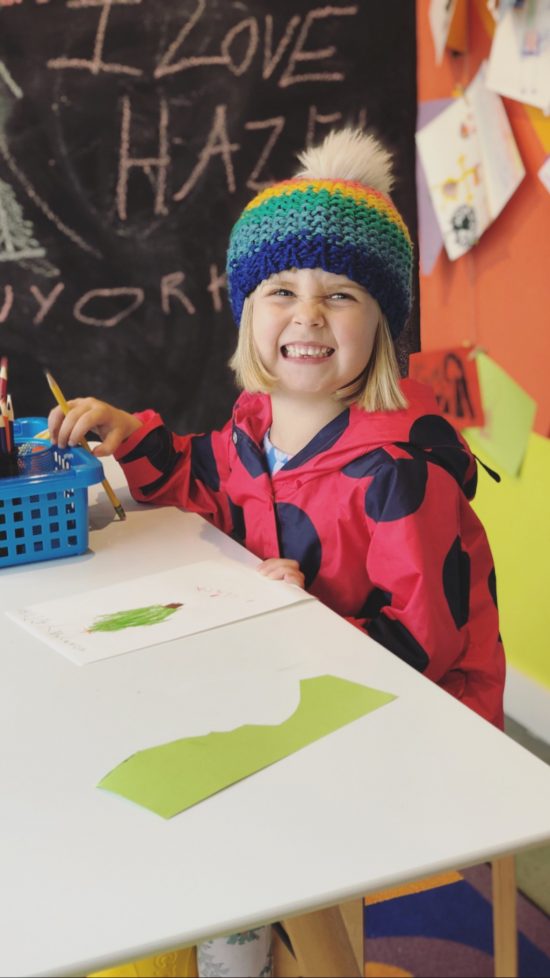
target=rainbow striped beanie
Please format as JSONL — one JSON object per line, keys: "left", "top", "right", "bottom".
{"left": 226, "top": 178, "right": 413, "bottom": 339}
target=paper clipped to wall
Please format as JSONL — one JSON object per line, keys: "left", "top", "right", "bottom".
{"left": 416, "top": 62, "right": 525, "bottom": 260}
{"left": 487, "top": 2, "right": 550, "bottom": 115}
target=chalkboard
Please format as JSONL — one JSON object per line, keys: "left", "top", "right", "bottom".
{"left": 0, "top": 0, "right": 418, "bottom": 433}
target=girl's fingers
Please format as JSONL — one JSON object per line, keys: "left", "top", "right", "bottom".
{"left": 257, "top": 558, "right": 305, "bottom": 587}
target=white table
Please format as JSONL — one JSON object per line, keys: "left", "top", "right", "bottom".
{"left": 2, "top": 459, "right": 550, "bottom": 978}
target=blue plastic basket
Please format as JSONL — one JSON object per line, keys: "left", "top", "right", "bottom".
{"left": 0, "top": 417, "right": 104, "bottom": 569}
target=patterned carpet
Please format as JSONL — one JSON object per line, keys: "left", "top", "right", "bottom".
{"left": 363, "top": 864, "right": 550, "bottom": 977}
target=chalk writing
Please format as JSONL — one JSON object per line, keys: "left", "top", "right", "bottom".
{"left": 0, "top": 0, "right": 417, "bottom": 434}
{"left": 0, "top": 178, "right": 45, "bottom": 261}
{"left": 0, "top": 285, "right": 14, "bottom": 322}
{"left": 1, "top": 268, "right": 230, "bottom": 326}
{"left": 0, "top": 60, "right": 23, "bottom": 99}
{"left": 244, "top": 117, "right": 285, "bottom": 191}
{"left": 279, "top": 5, "right": 358, "bottom": 88}
{"left": 116, "top": 95, "right": 170, "bottom": 220}
{"left": 0, "top": 135, "right": 101, "bottom": 257}
{"left": 29, "top": 282, "right": 64, "bottom": 323}
{"left": 48, "top": 0, "right": 143, "bottom": 77}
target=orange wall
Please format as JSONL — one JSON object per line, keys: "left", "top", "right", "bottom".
{"left": 416, "top": 0, "right": 550, "bottom": 436}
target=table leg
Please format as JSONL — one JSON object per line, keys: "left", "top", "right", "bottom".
{"left": 281, "top": 903, "right": 362, "bottom": 978}
{"left": 492, "top": 856, "right": 518, "bottom": 978}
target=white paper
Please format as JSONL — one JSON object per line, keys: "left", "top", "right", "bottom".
{"left": 6, "top": 560, "right": 313, "bottom": 665}
{"left": 429, "top": 0, "right": 458, "bottom": 64}
{"left": 468, "top": 62, "right": 526, "bottom": 219}
{"left": 487, "top": 2, "right": 550, "bottom": 114}
{"left": 416, "top": 62, "right": 525, "bottom": 260}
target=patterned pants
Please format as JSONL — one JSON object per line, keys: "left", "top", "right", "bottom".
{"left": 197, "top": 926, "right": 272, "bottom": 977}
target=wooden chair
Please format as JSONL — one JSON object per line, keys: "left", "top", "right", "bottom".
{"left": 273, "top": 856, "right": 517, "bottom": 978}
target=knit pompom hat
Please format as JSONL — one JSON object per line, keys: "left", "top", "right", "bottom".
{"left": 226, "top": 128, "right": 413, "bottom": 340}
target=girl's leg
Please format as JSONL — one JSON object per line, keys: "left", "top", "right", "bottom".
{"left": 197, "top": 926, "right": 272, "bottom": 978}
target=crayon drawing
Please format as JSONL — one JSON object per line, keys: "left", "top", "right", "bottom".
{"left": 88, "top": 602, "right": 184, "bottom": 633}
{"left": 416, "top": 62, "right": 524, "bottom": 260}
{"left": 7, "top": 560, "right": 312, "bottom": 665}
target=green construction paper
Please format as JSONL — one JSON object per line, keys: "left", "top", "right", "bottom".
{"left": 463, "top": 352, "right": 536, "bottom": 478}
{"left": 98, "top": 675, "right": 396, "bottom": 818}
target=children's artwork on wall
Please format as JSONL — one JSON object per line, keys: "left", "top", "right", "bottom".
{"left": 416, "top": 99, "right": 452, "bottom": 275}
{"left": 408, "top": 345, "right": 485, "bottom": 429}
{"left": 416, "top": 62, "right": 525, "bottom": 260}
{"left": 98, "top": 674, "right": 397, "bottom": 818}
{"left": 428, "top": 0, "right": 458, "bottom": 63}
{"left": 6, "top": 560, "right": 313, "bottom": 665}
{"left": 463, "top": 352, "right": 537, "bottom": 477}
{"left": 487, "top": 1, "right": 550, "bottom": 115}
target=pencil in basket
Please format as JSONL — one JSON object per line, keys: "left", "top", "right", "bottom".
{"left": 45, "top": 371, "right": 126, "bottom": 521}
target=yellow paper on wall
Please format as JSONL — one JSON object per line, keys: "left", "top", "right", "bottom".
{"left": 466, "top": 431, "right": 550, "bottom": 689}
{"left": 463, "top": 353, "right": 536, "bottom": 477}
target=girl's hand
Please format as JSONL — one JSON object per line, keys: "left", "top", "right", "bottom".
{"left": 257, "top": 558, "right": 305, "bottom": 588}
{"left": 48, "top": 397, "right": 142, "bottom": 457}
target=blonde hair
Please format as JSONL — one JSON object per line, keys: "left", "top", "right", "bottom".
{"left": 229, "top": 294, "right": 407, "bottom": 413}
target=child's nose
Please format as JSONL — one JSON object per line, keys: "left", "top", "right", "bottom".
{"left": 293, "top": 298, "right": 324, "bottom": 327}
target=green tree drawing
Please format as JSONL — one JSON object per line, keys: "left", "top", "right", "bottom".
{"left": 88, "top": 602, "right": 183, "bottom": 633}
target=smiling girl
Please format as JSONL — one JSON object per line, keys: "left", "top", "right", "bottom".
{"left": 50, "top": 128, "right": 505, "bottom": 978}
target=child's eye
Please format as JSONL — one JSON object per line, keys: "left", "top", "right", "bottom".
{"left": 329, "top": 292, "right": 355, "bottom": 301}
{"left": 270, "top": 288, "right": 294, "bottom": 297}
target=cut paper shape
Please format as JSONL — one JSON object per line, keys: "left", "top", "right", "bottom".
{"left": 6, "top": 560, "right": 313, "bottom": 665}
{"left": 487, "top": 3, "right": 550, "bottom": 115}
{"left": 462, "top": 352, "right": 536, "bottom": 477}
{"left": 416, "top": 62, "right": 525, "bottom": 260}
{"left": 470, "top": 431, "right": 550, "bottom": 687}
{"left": 408, "top": 346, "right": 485, "bottom": 429}
{"left": 416, "top": 99, "right": 452, "bottom": 275}
{"left": 98, "top": 675, "right": 397, "bottom": 818}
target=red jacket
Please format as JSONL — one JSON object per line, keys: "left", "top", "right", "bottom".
{"left": 116, "top": 380, "right": 505, "bottom": 728}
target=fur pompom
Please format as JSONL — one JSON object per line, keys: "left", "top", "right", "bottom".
{"left": 295, "top": 127, "right": 394, "bottom": 195}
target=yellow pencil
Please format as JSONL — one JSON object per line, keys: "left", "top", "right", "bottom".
{"left": 45, "top": 371, "right": 126, "bottom": 521}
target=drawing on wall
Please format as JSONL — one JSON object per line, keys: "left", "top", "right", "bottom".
{"left": 7, "top": 559, "right": 313, "bottom": 665}
{"left": 416, "top": 61, "right": 525, "bottom": 260}
{"left": 0, "top": 178, "right": 46, "bottom": 262}
{"left": 408, "top": 345, "right": 485, "bottom": 429}
{"left": 487, "top": 1, "right": 550, "bottom": 115}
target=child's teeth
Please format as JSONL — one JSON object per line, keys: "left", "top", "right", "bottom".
{"left": 284, "top": 345, "right": 332, "bottom": 357}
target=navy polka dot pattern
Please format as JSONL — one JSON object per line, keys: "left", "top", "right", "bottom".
{"left": 355, "top": 587, "right": 392, "bottom": 620}
{"left": 342, "top": 447, "right": 392, "bottom": 480}
{"left": 191, "top": 434, "right": 220, "bottom": 491}
{"left": 488, "top": 566, "right": 498, "bottom": 608}
{"left": 409, "top": 414, "right": 462, "bottom": 449}
{"left": 228, "top": 497, "right": 245, "bottom": 545}
{"left": 275, "top": 502, "right": 322, "bottom": 589}
{"left": 442, "top": 536, "right": 471, "bottom": 629}
{"left": 364, "top": 456, "right": 428, "bottom": 522}
{"left": 368, "top": 614, "right": 430, "bottom": 672}
{"left": 117, "top": 390, "right": 505, "bottom": 728}
{"left": 232, "top": 425, "right": 267, "bottom": 479}
{"left": 118, "top": 426, "right": 181, "bottom": 497}
{"left": 343, "top": 448, "right": 429, "bottom": 522}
